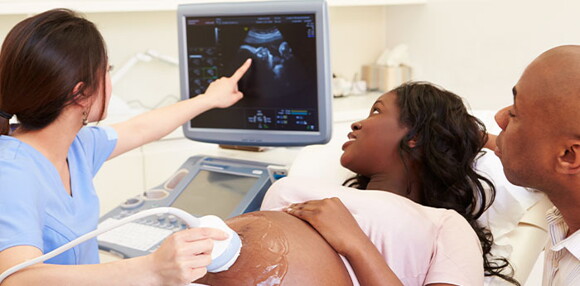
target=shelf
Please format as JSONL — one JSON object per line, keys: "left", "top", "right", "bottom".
{"left": 330, "top": 0, "right": 425, "bottom": 7}
{"left": 0, "top": 0, "right": 427, "bottom": 15}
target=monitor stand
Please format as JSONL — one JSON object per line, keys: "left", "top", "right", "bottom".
{"left": 219, "top": 144, "right": 269, "bottom": 152}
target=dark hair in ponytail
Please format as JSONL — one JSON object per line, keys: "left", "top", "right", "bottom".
{"left": 0, "top": 113, "right": 10, "bottom": 135}
{"left": 0, "top": 8, "right": 108, "bottom": 136}
{"left": 344, "top": 81, "right": 519, "bottom": 285}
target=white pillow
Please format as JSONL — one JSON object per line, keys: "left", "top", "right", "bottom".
{"left": 288, "top": 121, "right": 354, "bottom": 183}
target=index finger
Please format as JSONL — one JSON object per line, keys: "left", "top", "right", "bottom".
{"left": 230, "top": 58, "right": 252, "bottom": 82}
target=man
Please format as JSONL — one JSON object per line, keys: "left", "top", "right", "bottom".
{"left": 493, "top": 45, "right": 580, "bottom": 285}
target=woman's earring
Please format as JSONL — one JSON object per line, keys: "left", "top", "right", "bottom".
{"left": 82, "top": 111, "right": 88, "bottom": 126}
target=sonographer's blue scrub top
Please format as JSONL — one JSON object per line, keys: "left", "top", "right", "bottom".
{"left": 0, "top": 126, "right": 117, "bottom": 265}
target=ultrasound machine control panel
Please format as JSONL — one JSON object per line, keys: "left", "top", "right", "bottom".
{"left": 98, "top": 155, "right": 286, "bottom": 259}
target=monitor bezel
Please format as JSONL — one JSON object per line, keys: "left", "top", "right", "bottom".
{"left": 177, "top": 0, "right": 332, "bottom": 146}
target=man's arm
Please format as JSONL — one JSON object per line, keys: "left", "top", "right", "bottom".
{"left": 484, "top": 133, "right": 498, "bottom": 150}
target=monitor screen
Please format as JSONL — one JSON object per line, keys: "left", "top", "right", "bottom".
{"left": 177, "top": 0, "right": 331, "bottom": 146}
{"left": 171, "top": 169, "right": 258, "bottom": 219}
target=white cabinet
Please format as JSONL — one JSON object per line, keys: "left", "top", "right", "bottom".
{"left": 0, "top": 0, "right": 426, "bottom": 15}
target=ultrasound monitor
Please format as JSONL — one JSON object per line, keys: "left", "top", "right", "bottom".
{"left": 177, "top": 0, "right": 331, "bottom": 146}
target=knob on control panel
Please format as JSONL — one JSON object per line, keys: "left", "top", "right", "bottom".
{"left": 164, "top": 169, "right": 189, "bottom": 191}
{"left": 144, "top": 189, "right": 169, "bottom": 200}
{"left": 121, "top": 197, "right": 144, "bottom": 210}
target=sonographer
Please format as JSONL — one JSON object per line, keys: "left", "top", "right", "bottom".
{"left": 0, "top": 9, "right": 251, "bottom": 285}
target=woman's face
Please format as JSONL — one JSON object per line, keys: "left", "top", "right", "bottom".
{"left": 340, "top": 92, "right": 409, "bottom": 177}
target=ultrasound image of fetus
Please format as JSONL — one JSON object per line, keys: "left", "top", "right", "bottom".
{"left": 231, "top": 26, "right": 313, "bottom": 108}
{"left": 240, "top": 28, "right": 293, "bottom": 80}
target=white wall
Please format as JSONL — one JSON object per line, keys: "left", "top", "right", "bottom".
{"left": 0, "top": 11, "right": 181, "bottom": 110}
{"left": 1, "top": 1, "right": 578, "bottom": 110}
{"left": 0, "top": 6, "right": 388, "bottom": 112}
{"left": 383, "top": 0, "right": 580, "bottom": 110}
{"left": 329, "top": 6, "right": 387, "bottom": 80}
{"left": 91, "top": 11, "right": 182, "bottom": 110}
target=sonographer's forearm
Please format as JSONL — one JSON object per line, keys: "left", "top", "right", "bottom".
{"left": 109, "top": 95, "right": 214, "bottom": 159}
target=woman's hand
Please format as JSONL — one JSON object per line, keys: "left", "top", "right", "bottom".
{"left": 109, "top": 58, "right": 252, "bottom": 159}
{"left": 284, "top": 197, "right": 368, "bottom": 256}
{"left": 286, "top": 199, "right": 406, "bottom": 286}
{"left": 202, "top": 58, "right": 252, "bottom": 109}
{"left": 148, "top": 227, "right": 228, "bottom": 285}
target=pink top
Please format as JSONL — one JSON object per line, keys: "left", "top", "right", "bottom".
{"left": 261, "top": 177, "right": 484, "bottom": 286}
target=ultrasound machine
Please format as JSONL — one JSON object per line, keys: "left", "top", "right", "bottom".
{"left": 97, "top": 0, "right": 332, "bottom": 260}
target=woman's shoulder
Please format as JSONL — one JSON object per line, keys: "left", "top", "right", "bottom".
{"left": 0, "top": 137, "right": 51, "bottom": 199}
{"left": 0, "top": 135, "right": 25, "bottom": 161}
{"left": 265, "top": 176, "right": 476, "bottom": 231}
{"left": 262, "top": 176, "right": 352, "bottom": 209}
{"left": 74, "top": 125, "right": 117, "bottom": 146}
{"left": 0, "top": 136, "right": 43, "bottom": 173}
{"left": 265, "top": 176, "right": 459, "bottom": 222}
{"left": 424, "top": 210, "right": 484, "bottom": 285}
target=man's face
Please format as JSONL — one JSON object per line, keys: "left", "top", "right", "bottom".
{"left": 494, "top": 63, "right": 554, "bottom": 189}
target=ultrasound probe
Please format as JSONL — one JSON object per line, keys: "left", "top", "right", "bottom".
{"left": 0, "top": 207, "right": 241, "bottom": 284}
